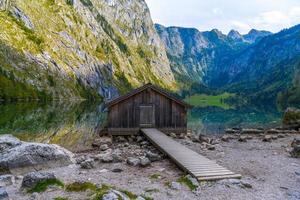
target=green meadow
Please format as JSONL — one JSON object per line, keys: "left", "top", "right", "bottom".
{"left": 184, "top": 93, "right": 235, "bottom": 109}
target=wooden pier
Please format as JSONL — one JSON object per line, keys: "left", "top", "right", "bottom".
{"left": 141, "top": 128, "right": 241, "bottom": 181}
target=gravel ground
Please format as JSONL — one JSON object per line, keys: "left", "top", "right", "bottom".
{"left": 5, "top": 134, "right": 300, "bottom": 200}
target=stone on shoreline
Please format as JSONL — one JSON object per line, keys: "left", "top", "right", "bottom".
{"left": 140, "top": 157, "right": 151, "bottom": 167}
{"left": 238, "top": 136, "right": 247, "bottom": 142}
{"left": 0, "top": 135, "right": 74, "bottom": 175}
{"left": 262, "top": 135, "right": 272, "bottom": 142}
{"left": 126, "top": 157, "right": 140, "bottom": 167}
{"left": 145, "top": 151, "right": 161, "bottom": 162}
{"left": 241, "top": 129, "right": 264, "bottom": 135}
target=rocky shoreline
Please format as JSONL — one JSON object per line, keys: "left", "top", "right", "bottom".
{"left": 0, "top": 128, "right": 300, "bottom": 200}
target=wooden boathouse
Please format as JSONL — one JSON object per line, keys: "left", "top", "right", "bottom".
{"left": 106, "top": 83, "right": 192, "bottom": 135}
{"left": 105, "top": 83, "right": 241, "bottom": 181}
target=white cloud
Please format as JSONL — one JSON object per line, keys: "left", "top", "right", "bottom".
{"left": 212, "top": 8, "right": 223, "bottom": 15}
{"left": 231, "top": 21, "right": 251, "bottom": 33}
{"left": 145, "top": 0, "right": 300, "bottom": 34}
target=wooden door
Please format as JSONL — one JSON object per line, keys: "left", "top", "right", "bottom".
{"left": 139, "top": 105, "right": 155, "bottom": 128}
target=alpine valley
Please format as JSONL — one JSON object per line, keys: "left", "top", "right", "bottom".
{"left": 0, "top": 0, "right": 299, "bottom": 108}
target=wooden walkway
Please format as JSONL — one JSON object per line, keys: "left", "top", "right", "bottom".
{"left": 141, "top": 128, "right": 241, "bottom": 181}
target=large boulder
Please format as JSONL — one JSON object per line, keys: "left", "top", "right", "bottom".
{"left": 0, "top": 135, "right": 74, "bottom": 175}
{"left": 283, "top": 108, "right": 300, "bottom": 130}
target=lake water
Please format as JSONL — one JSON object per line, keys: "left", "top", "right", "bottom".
{"left": 0, "top": 101, "right": 282, "bottom": 151}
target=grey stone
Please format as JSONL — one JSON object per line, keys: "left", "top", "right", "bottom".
{"left": 0, "top": 134, "right": 22, "bottom": 152}
{"left": 100, "top": 144, "right": 110, "bottom": 151}
{"left": 170, "top": 132, "right": 177, "bottom": 138}
{"left": 0, "top": 175, "right": 13, "bottom": 187}
{"left": 136, "top": 196, "right": 146, "bottom": 200}
{"left": 0, "top": 135, "right": 74, "bottom": 174}
{"left": 291, "top": 138, "right": 300, "bottom": 148}
{"left": 103, "top": 191, "right": 119, "bottom": 200}
{"left": 112, "top": 168, "right": 123, "bottom": 173}
{"left": 206, "top": 144, "right": 216, "bottom": 150}
{"left": 238, "top": 136, "right": 247, "bottom": 142}
{"left": 262, "top": 135, "right": 272, "bottom": 142}
{"left": 221, "top": 135, "right": 230, "bottom": 142}
{"left": 170, "top": 181, "right": 181, "bottom": 190}
{"left": 136, "top": 136, "right": 145, "bottom": 143}
{"left": 21, "top": 172, "right": 56, "bottom": 189}
{"left": 127, "top": 157, "right": 140, "bottom": 167}
{"left": 241, "top": 129, "right": 264, "bottom": 134}
{"left": 278, "top": 134, "right": 285, "bottom": 138}
{"left": 140, "top": 157, "right": 151, "bottom": 167}
{"left": 112, "top": 190, "right": 130, "bottom": 200}
{"left": 240, "top": 180, "right": 252, "bottom": 189}
{"left": 80, "top": 159, "right": 95, "bottom": 169}
{"left": 290, "top": 145, "right": 300, "bottom": 158}
{"left": 146, "top": 151, "right": 161, "bottom": 162}
{"left": 0, "top": 187, "right": 8, "bottom": 200}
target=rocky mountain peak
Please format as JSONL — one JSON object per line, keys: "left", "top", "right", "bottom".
{"left": 228, "top": 29, "right": 243, "bottom": 40}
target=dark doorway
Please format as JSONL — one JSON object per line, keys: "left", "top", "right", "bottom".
{"left": 139, "top": 105, "right": 155, "bottom": 128}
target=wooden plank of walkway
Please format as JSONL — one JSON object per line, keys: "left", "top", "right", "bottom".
{"left": 141, "top": 128, "right": 241, "bottom": 181}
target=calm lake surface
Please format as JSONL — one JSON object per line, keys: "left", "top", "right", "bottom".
{"left": 0, "top": 101, "right": 282, "bottom": 151}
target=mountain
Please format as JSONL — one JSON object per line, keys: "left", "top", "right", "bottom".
{"left": 156, "top": 23, "right": 300, "bottom": 106}
{"left": 155, "top": 24, "right": 270, "bottom": 88}
{"left": 0, "top": 0, "right": 177, "bottom": 101}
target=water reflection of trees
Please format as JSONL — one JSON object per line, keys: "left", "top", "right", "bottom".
{"left": 0, "top": 101, "right": 106, "bottom": 151}
{"left": 188, "top": 106, "right": 282, "bottom": 134}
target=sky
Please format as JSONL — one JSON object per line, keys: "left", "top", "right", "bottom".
{"left": 145, "top": 0, "right": 300, "bottom": 34}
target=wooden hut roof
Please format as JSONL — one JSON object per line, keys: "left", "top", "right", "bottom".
{"left": 106, "top": 83, "right": 192, "bottom": 108}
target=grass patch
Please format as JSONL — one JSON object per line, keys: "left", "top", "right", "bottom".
{"left": 92, "top": 184, "right": 113, "bottom": 200}
{"left": 184, "top": 93, "right": 235, "bottom": 109}
{"left": 177, "top": 176, "right": 197, "bottom": 191}
{"left": 27, "top": 179, "right": 64, "bottom": 193}
{"left": 120, "top": 189, "right": 137, "bottom": 199}
{"left": 53, "top": 197, "right": 68, "bottom": 200}
{"left": 149, "top": 173, "right": 161, "bottom": 180}
{"left": 65, "top": 181, "right": 97, "bottom": 192}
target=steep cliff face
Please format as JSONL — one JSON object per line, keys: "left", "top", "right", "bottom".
{"left": 0, "top": 0, "right": 176, "bottom": 101}
{"left": 155, "top": 24, "right": 270, "bottom": 88}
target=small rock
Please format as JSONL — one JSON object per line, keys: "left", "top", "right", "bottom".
{"left": 100, "top": 144, "right": 110, "bottom": 151}
{"left": 0, "top": 175, "right": 13, "bottom": 187}
{"left": 291, "top": 138, "right": 300, "bottom": 148}
{"left": 221, "top": 135, "right": 230, "bottom": 142}
{"left": 295, "top": 171, "right": 300, "bottom": 176}
{"left": 238, "top": 136, "right": 247, "bottom": 142}
{"left": 99, "top": 169, "right": 109, "bottom": 173}
{"left": 218, "top": 178, "right": 241, "bottom": 185}
{"left": 140, "top": 157, "right": 151, "bottom": 167}
{"left": 127, "top": 157, "right": 140, "bottom": 167}
{"left": 21, "top": 172, "right": 56, "bottom": 189}
{"left": 271, "top": 135, "right": 278, "bottom": 140}
{"left": 136, "top": 136, "right": 145, "bottom": 143}
{"left": 111, "top": 152, "right": 123, "bottom": 163}
{"left": 206, "top": 144, "right": 215, "bottom": 151}
{"left": 80, "top": 159, "right": 95, "bottom": 169}
{"left": 240, "top": 181, "right": 252, "bottom": 189}
{"left": 103, "top": 191, "right": 119, "bottom": 200}
{"left": 146, "top": 151, "right": 161, "bottom": 162}
{"left": 112, "top": 168, "right": 123, "bottom": 173}
{"left": 290, "top": 145, "right": 300, "bottom": 158}
{"left": 170, "top": 133, "right": 177, "bottom": 138}
{"left": 170, "top": 181, "right": 181, "bottom": 190}
{"left": 179, "top": 133, "right": 185, "bottom": 139}
{"left": 98, "top": 154, "right": 114, "bottom": 163}
{"left": 0, "top": 187, "right": 8, "bottom": 200}
{"left": 111, "top": 190, "right": 130, "bottom": 200}
{"left": 136, "top": 196, "right": 146, "bottom": 200}
{"left": 262, "top": 135, "right": 272, "bottom": 142}
{"left": 278, "top": 134, "right": 285, "bottom": 138}
{"left": 140, "top": 141, "right": 149, "bottom": 146}
{"left": 118, "top": 136, "right": 127, "bottom": 143}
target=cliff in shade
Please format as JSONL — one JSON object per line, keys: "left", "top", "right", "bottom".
{"left": 0, "top": 0, "right": 177, "bottom": 101}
